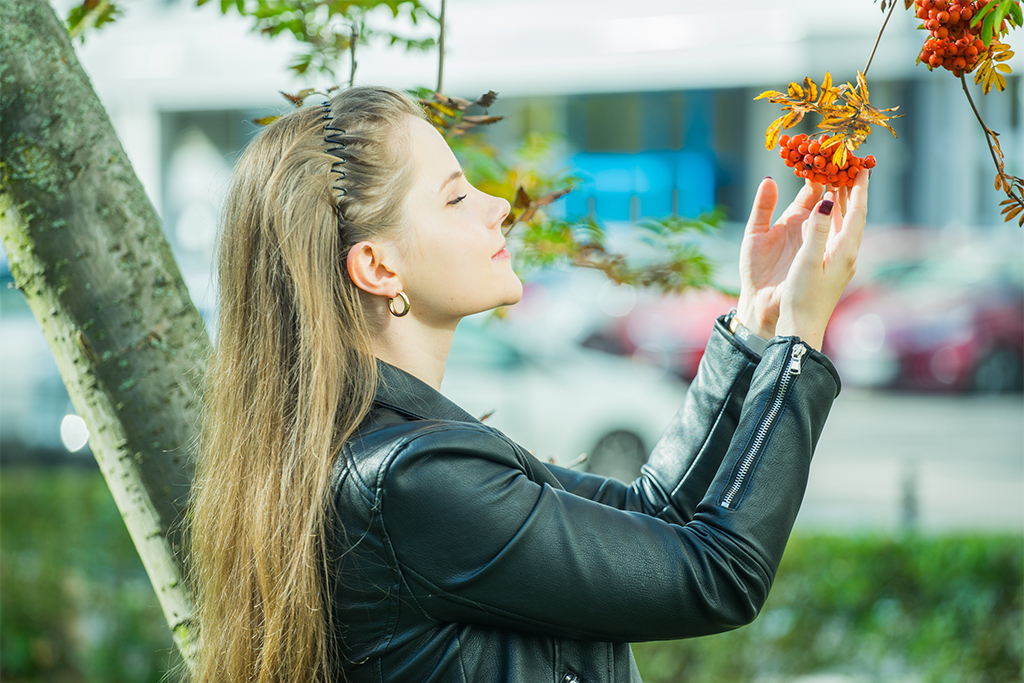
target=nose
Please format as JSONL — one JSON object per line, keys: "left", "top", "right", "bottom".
{"left": 488, "top": 193, "right": 511, "bottom": 231}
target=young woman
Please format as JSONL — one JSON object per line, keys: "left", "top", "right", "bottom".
{"left": 190, "top": 85, "right": 869, "bottom": 683}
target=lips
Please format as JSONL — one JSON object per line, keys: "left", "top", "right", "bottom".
{"left": 492, "top": 241, "right": 510, "bottom": 260}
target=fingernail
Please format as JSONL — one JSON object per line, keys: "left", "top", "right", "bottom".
{"left": 868, "top": 169, "right": 872, "bottom": 179}
{"left": 818, "top": 200, "right": 834, "bottom": 215}
{"left": 764, "top": 175, "right": 773, "bottom": 180}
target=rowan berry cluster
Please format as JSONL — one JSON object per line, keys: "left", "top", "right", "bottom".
{"left": 776, "top": 133, "right": 875, "bottom": 187}
{"left": 916, "top": 0, "right": 993, "bottom": 76}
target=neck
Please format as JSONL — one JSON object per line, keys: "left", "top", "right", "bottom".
{"left": 372, "top": 312, "right": 457, "bottom": 391}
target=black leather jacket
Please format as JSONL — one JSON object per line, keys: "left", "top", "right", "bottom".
{"left": 329, "top": 315, "right": 841, "bottom": 683}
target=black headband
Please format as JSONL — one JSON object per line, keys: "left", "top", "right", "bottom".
{"left": 322, "top": 101, "right": 348, "bottom": 235}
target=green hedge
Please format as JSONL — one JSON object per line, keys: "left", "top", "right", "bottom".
{"left": 635, "top": 534, "right": 1023, "bottom": 682}
{"left": 2, "top": 468, "right": 1021, "bottom": 682}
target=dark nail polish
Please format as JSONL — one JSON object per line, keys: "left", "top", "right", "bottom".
{"left": 764, "top": 175, "right": 773, "bottom": 180}
{"left": 819, "top": 200, "right": 834, "bottom": 215}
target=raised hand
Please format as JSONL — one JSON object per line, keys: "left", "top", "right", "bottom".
{"left": 775, "top": 170, "right": 870, "bottom": 351}
{"left": 735, "top": 178, "right": 826, "bottom": 340}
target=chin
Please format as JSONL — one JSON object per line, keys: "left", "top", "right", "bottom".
{"left": 502, "top": 278, "right": 524, "bottom": 306}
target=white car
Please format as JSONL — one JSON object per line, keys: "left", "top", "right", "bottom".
{"left": 440, "top": 318, "right": 690, "bottom": 482}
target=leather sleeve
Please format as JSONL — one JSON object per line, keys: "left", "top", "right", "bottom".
{"left": 547, "top": 315, "right": 761, "bottom": 524}
{"left": 380, "top": 338, "right": 840, "bottom": 642}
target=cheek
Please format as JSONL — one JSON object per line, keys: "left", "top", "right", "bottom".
{"left": 405, "top": 222, "right": 485, "bottom": 291}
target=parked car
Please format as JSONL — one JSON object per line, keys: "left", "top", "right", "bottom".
{"left": 441, "top": 317, "right": 689, "bottom": 482}
{"left": 823, "top": 237, "right": 1024, "bottom": 393}
{"left": 581, "top": 288, "right": 738, "bottom": 382}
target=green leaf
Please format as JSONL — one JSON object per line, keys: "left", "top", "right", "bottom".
{"left": 1009, "top": 0, "right": 1024, "bottom": 26}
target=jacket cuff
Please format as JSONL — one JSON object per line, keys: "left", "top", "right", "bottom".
{"left": 779, "top": 336, "right": 843, "bottom": 397}
{"left": 714, "top": 313, "right": 764, "bottom": 363}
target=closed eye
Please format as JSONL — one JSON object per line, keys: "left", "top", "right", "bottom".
{"left": 448, "top": 194, "right": 467, "bottom": 206}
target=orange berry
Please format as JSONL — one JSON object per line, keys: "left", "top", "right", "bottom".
{"left": 789, "top": 150, "right": 802, "bottom": 163}
{"left": 826, "top": 162, "right": 838, "bottom": 175}
{"left": 798, "top": 142, "right": 810, "bottom": 155}
{"left": 813, "top": 155, "right": 826, "bottom": 169}
{"left": 848, "top": 165, "right": 860, "bottom": 178}
{"left": 929, "top": 53, "right": 944, "bottom": 67}
{"left": 809, "top": 140, "right": 822, "bottom": 154}
{"left": 864, "top": 155, "right": 877, "bottom": 169}
{"left": 779, "top": 134, "right": 790, "bottom": 148}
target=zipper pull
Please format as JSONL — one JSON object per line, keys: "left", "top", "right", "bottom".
{"left": 789, "top": 343, "right": 808, "bottom": 375}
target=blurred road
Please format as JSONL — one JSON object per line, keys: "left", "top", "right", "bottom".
{"left": 797, "top": 391, "right": 1024, "bottom": 533}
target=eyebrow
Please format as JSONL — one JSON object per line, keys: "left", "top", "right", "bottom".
{"left": 439, "top": 170, "right": 463, "bottom": 194}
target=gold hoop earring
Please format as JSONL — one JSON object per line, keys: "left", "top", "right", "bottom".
{"left": 388, "top": 291, "right": 410, "bottom": 317}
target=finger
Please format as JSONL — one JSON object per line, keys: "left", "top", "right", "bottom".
{"left": 833, "top": 170, "right": 870, "bottom": 267}
{"left": 843, "top": 168, "right": 870, "bottom": 245}
{"left": 744, "top": 177, "right": 778, "bottom": 235}
{"left": 826, "top": 191, "right": 843, "bottom": 240}
{"left": 799, "top": 197, "right": 835, "bottom": 265}
{"left": 837, "top": 186, "right": 850, "bottom": 216}
{"left": 777, "top": 179, "right": 825, "bottom": 225}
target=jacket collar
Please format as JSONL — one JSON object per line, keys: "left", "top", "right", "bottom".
{"left": 374, "top": 359, "right": 479, "bottom": 424}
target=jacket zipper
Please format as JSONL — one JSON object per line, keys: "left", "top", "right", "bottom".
{"left": 720, "top": 342, "right": 808, "bottom": 509}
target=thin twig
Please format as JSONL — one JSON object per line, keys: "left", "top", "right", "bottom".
{"left": 348, "top": 20, "right": 359, "bottom": 88}
{"left": 864, "top": 0, "right": 900, "bottom": 76}
{"left": 436, "top": 0, "right": 446, "bottom": 93}
{"left": 960, "top": 72, "right": 1023, "bottom": 203}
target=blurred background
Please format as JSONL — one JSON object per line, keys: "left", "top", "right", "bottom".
{"left": 2, "top": 0, "right": 1022, "bottom": 681}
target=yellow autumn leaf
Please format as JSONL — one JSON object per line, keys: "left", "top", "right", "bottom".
{"left": 831, "top": 143, "right": 848, "bottom": 168}
{"left": 425, "top": 101, "right": 459, "bottom": 118}
{"left": 802, "top": 76, "right": 818, "bottom": 103}
{"left": 856, "top": 71, "right": 870, "bottom": 103}
{"left": 822, "top": 133, "right": 845, "bottom": 150}
{"left": 765, "top": 117, "right": 786, "bottom": 150}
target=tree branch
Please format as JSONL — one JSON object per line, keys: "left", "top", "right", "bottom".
{"left": 864, "top": 0, "right": 900, "bottom": 76}
{"left": 349, "top": 19, "right": 358, "bottom": 87}
{"left": 436, "top": 0, "right": 446, "bottom": 93}
{"left": 960, "top": 72, "right": 1024, "bottom": 205}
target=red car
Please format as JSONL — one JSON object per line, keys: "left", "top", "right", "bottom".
{"left": 823, "top": 238, "right": 1024, "bottom": 393}
{"left": 585, "top": 288, "right": 738, "bottom": 382}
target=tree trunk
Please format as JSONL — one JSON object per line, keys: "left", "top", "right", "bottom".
{"left": 0, "top": 0, "right": 206, "bottom": 670}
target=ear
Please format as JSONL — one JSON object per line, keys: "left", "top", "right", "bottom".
{"left": 346, "top": 240, "right": 402, "bottom": 298}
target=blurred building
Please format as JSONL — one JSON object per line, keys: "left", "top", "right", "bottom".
{"left": 53, "top": 0, "right": 1023, "bottom": 238}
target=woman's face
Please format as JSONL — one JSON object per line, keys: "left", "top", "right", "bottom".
{"left": 393, "top": 116, "right": 522, "bottom": 325}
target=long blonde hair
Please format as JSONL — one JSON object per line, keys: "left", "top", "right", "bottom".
{"left": 189, "top": 86, "right": 425, "bottom": 683}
